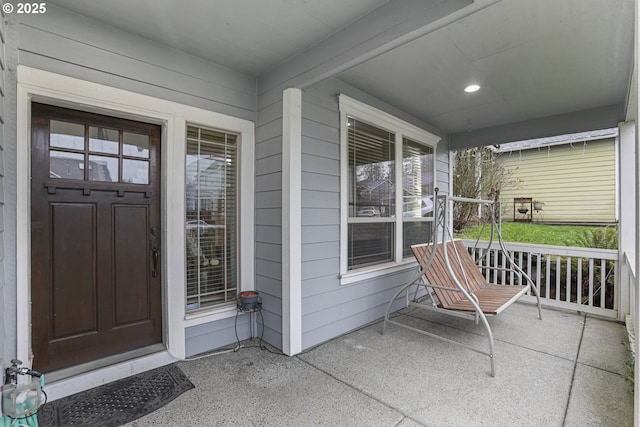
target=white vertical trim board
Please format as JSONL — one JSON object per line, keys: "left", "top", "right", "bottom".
{"left": 618, "top": 122, "right": 635, "bottom": 320}
{"left": 614, "top": 135, "right": 620, "bottom": 223}
{"left": 282, "top": 88, "right": 302, "bottom": 356}
{"left": 16, "top": 66, "right": 255, "bottom": 397}
{"left": 394, "top": 132, "right": 403, "bottom": 263}
{"left": 16, "top": 84, "right": 31, "bottom": 367}
{"left": 339, "top": 102, "right": 350, "bottom": 275}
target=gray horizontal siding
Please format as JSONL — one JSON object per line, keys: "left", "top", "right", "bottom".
{"left": 256, "top": 225, "right": 282, "bottom": 245}
{"left": 302, "top": 242, "right": 340, "bottom": 262}
{"left": 255, "top": 208, "right": 281, "bottom": 227}
{"left": 256, "top": 259, "right": 282, "bottom": 281}
{"left": 256, "top": 242, "right": 281, "bottom": 263}
{"left": 301, "top": 190, "right": 339, "bottom": 208}
{"left": 301, "top": 208, "right": 340, "bottom": 226}
{"left": 302, "top": 154, "right": 340, "bottom": 175}
{"left": 299, "top": 78, "right": 448, "bottom": 350}
{"left": 255, "top": 135, "right": 283, "bottom": 160}
{"left": 302, "top": 270, "right": 416, "bottom": 349}
{"left": 255, "top": 97, "right": 284, "bottom": 349}
{"left": 301, "top": 225, "right": 340, "bottom": 244}
{"left": 256, "top": 191, "right": 282, "bottom": 209}
{"left": 256, "top": 153, "right": 282, "bottom": 176}
{"left": 302, "top": 172, "right": 339, "bottom": 191}
{"left": 300, "top": 78, "right": 341, "bottom": 350}
{"left": 256, "top": 118, "right": 283, "bottom": 144}
{"left": 18, "top": 5, "right": 256, "bottom": 121}
{"left": 185, "top": 315, "right": 251, "bottom": 357}
{"left": 302, "top": 136, "right": 340, "bottom": 160}
{"left": 255, "top": 172, "right": 281, "bottom": 193}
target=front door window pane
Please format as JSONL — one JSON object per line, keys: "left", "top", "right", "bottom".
{"left": 89, "top": 126, "right": 119, "bottom": 155}
{"left": 123, "top": 132, "right": 150, "bottom": 158}
{"left": 50, "top": 151, "right": 84, "bottom": 179}
{"left": 50, "top": 120, "right": 84, "bottom": 150}
{"left": 123, "top": 159, "right": 149, "bottom": 184}
{"left": 88, "top": 155, "right": 118, "bottom": 182}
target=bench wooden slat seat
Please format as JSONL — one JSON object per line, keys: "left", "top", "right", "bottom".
{"left": 411, "top": 240, "right": 529, "bottom": 316}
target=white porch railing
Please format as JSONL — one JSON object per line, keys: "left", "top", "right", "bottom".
{"left": 462, "top": 240, "right": 619, "bottom": 319}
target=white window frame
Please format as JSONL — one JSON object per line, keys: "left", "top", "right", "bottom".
{"left": 17, "top": 66, "right": 254, "bottom": 377}
{"left": 339, "top": 94, "right": 440, "bottom": 285}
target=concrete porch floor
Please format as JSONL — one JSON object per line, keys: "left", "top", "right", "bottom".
{"left": 127, "top": 303, "right": 634, "bottom": 426}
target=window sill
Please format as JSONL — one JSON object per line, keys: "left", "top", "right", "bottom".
{"left": 183, "top": 303, "right": 238, "bottom": 328}
{"left": 339, "top": 259, "right": 417, "bottom": 286}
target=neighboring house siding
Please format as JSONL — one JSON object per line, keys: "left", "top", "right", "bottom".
{"left": 14, "top": 7, "right": 258, "bottom": 357}
{"left": 255, "top": 96, "right": 284, "bottom": 349}
{"left": 299, "top": 78, "right": 448, "bottom": 350}
{"left": 499, "top": 138, "right": 616, "bottom": 223}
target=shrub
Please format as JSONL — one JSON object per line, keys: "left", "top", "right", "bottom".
{"left": 563, "top": 226, "right": 618, "bottom": 308}
{"left": 566, "top": 226, "right": 618, "bottom": 250}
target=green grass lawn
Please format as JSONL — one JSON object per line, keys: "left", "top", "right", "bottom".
{"left": 454, "top": 222, "right": 617, "bottom": 248}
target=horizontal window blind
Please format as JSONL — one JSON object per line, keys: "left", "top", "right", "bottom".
{"left": 185, "top": 125, "right": 238, "bottom": 311}
{"left": 347, "top": 117, "right": 395, "bottom": 268}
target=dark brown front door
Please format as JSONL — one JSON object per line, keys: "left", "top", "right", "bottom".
{"left": 31, "top": 103, "right": 162, "bottom": 373}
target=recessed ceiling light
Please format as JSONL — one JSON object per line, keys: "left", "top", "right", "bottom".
{"left": 464, "top": 84, "right": 480, "bottom": 93}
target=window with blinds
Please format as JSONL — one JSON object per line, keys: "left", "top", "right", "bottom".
{"left": 347, "top": 117, "right": 395, "bottom": 268}
{"left": 185, "top": 125, "right": 238, "bottom": 311}
{"left": 340, "top": 95, "right": 439, "bottom": 274}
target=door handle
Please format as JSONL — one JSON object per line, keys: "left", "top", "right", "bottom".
{"left": 150, "top": 226, "right": 160, "bottom": 278}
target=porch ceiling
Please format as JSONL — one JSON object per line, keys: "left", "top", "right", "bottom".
{"left": 48, "top": 0, "right": 634, "bottom": 146}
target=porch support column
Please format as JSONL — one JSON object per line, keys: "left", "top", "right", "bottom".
{"left": 282, "top": 88, "right": 302, "bottom": 355}
{"left": 618, "top": 121, "right": 635, "bottom": 321}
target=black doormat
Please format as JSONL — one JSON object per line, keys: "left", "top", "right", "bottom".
{"left": 37, "top": 363, "right": 194, "bottom": 427}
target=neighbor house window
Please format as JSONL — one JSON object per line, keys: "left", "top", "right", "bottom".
{"left": 340, "top": 95, "right": 439, "bottom": 275}
{"left": 185, "top": 125, "right": 238, "bottom": 311}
